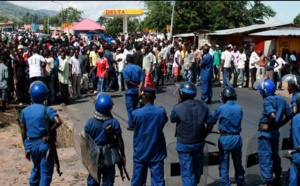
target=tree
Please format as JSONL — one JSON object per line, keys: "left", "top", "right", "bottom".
{"left": 142, "top": 1, "right": 173, "bottom": 34}
{"left": 58, "top": 6, "right": 83, "bottom": 23}
{"left": 142, "top": 1, "right": 276, "bottom": 33}
{"left": 43, "top": 16, "right": 49, "bottom": 34}
{"left": 97, "top": 16, "right": 108, "bottom": 26}
{"left": 293, "top": 13, "right": 300, "bottom": 27}
{"left": 104, "top": 17, "right": 141, "bottom": 37}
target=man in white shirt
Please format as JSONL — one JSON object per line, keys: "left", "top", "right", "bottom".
{"left": 231, "top": 45, "right": 240, "bottom": 87}
{"left": 44, "top": 50, "right": 55, "bottom": 104}
{"left": 27, "top": 48, "right": 46, "bottom": 84}
{"left": 142, "top": 45, "right": 156, "bottom": 88}
{"left": 221, "top": 45, "right": 233, "bottom": 87}
{"left": 173, "top": 44, "right": 182, "bottom": 86}
{"left": 249, "top": 47, "right": 259, "bottom": 89}
{"left": 116, "top": 48, "right": 126, "bottom": 91}
{"left": 274, "top": 55, "right": 286, "bottom": 90}
{"left": 183, "top": 45, "right": 195, "bottom": 82}
{"left": 58, "top": 51, "right": 70, "bottom": 105}
{"left": 237, "top": 48, "right": 247, "bottom": 88}
{"left": 69, "top": 49, "right": 82, "bottom": 99}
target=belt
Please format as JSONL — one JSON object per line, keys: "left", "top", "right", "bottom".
{"left": 220, "top": 132, "right": 240, "bottom": 136}
{"left": 27, "top": 136, "right": 44, "bottom": 140}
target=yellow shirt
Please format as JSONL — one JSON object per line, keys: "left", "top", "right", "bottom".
{"left": 89, "top": 51, "right": 99, "bottom": 67}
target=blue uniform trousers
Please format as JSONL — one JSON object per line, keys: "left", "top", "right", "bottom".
{"left": 87, "top": 165, "right": 115, "bottom": 186}
{"left": 178, "top": 150, "right": 203, "bottom": 186}
{"left": 131, "top": 161, "right": 165, "bottom": 186}
{"left": 25, "top": 139, "right": 54, "bottom": 186}
{"left": 200, "top": 79, "right": 213, "bottom": 101}
{"left": 218, "top": 136, "right": 244, "bottom": 186}
{"left": 125, "top": 94, "right": 138, "bottom": 127}
{"left": 258, "top": 136, "right": 282, "bottom": 183}
{"left": 289, "top": 162, "right": 300, "bottom": 186}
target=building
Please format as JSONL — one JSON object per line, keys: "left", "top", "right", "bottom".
{"left": 73, "top": 18, "right": 105, "bottom": 39}
{"left": 250, "top": 27, "right": 300, "bottom": 57}
{"left": 207, "top": 23, "right": 297, "bottom": 54}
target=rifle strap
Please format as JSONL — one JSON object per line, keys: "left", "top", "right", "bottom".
{"left": 44, "top": 106, "right": 50, "bottom": 133}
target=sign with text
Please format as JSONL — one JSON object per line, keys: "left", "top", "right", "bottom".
{"left": 102, "top": 9, "right": 143, "bottom": 16}
{"left": 61, "top": 23, "right": 74, "bottom": 29}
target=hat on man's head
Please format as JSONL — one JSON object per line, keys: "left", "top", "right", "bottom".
{"left": 17, "top": 45, "right": 24, "bottom": 49}
{"left": 215, "top": 44, "right": 219, "bottom": 48}
{"left": 142, "top": 87, "right": 157, "bottom": 95}
{"left": 98, "top": 49, "right": 104, "bottom": 53}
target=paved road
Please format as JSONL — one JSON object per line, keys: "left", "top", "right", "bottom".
{"left": 68, "top": 81, "right": 292, "bottom": 186}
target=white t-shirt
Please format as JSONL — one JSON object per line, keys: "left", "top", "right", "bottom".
{"left": 249, "top": 51, "right": 259, "bottom": 69}
{"left": 173, "top": 50, "right": 182, "bottom": 68}
{"left": 28, "top": 53, "right": 45, "bottom": 78}
{"left": 238, "top": 53, "right": 246, "bottom": 69}
{"left": 116, "top": 53, "right": 126, "bottom": 72}
{"left": 275, "top": 57, "right": 286, "bottom": 72}
{"left": 69, "top": 55, "right": 82, "bottom": 74}
{"left": 221, "top": 50, "right": 232, "bottom": 68}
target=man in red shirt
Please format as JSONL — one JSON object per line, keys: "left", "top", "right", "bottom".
{"left": 89, "top": 49, "right": 109, "bottom": 94}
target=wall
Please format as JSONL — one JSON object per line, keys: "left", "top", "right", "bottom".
{"left": 276, "top": 36, "right": 300, "bottom": 56}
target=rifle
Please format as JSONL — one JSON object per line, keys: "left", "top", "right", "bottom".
{"left": 44, "top": 106, "right": 63, "bottom": 176}
{"left": 105, "top": 125, "right": 130, "bottom": 181}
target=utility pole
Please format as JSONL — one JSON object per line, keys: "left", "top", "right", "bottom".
{"left": 169, "top": 1, "right": 175, "bottom": 40}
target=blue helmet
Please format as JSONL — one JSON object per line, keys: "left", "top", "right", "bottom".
{"left": 29, "top": 81, "right": 48, "bottom": 103}
{"left": 255, "top": 79, "right": 275, "bottom": 97}
{"left": 95, "top": 93, "right": 113, "bottom": 114}
{"left": 179, "top": 81, "right": 197, "bottom": 98}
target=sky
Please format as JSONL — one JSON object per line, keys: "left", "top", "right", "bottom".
{"left": 8, "top": 1, "right": 300, "bottom": 24}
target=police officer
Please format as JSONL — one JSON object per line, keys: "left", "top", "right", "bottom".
{"left": 170, "top": 81, "right": 212, "bottom": 186}
{"left": 130, "top": 87, "right": 168, "bottom": 186}
{"left": 255, "top": 79, "right": 293, "bottom": 185}
{"left": 19, "top": 81, "right": 62, "bottom": 186}
{"left": 199, "top": 45, "right": 213, "bottom": 104}
{"left": 282, "top": 74, "right": 300, "bottom": 151}
{"left": 289, "top": 94, "right": 300, "bottom": 185}
{"left": 207, "top": 86, "right": 245, "bottom": 186}
{"left": 122, "top": 54, "right": 145, "bottom": 131}
{"left": 84, "top": 93, "right": 126, "bottom": 186}
{"left": 282, "top": 74, "right": 300, "bottom": 114}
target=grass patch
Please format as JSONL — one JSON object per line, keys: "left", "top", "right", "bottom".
{"left": 0, "top": 122, "right": 11, "bottom": 128}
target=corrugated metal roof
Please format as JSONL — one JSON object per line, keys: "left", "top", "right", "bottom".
{"left": 173, "top": 33, "right": 197, "bottom": 38}
{"left": 250, "top": 29, "right": 300, "bottom": 36}
{"left": 207, "top": 23, "right": 293, "bottom": 36}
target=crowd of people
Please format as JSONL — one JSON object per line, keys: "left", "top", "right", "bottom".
{"left": 1, "top": 30, "right": 300, "bottom": 112}
{"left": 2, "top": 29, "right": 300, "bottom": 186}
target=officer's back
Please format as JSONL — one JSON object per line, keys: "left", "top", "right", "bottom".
{"left": 131, "top": 102, "right": 168, "bottom": 162}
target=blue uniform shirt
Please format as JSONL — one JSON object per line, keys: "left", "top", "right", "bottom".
{"left": 258, "top": 94, "right": 293, "bottom": 138}
{"left": 19, "top": 104, "right": 58, "bottom": 138}
{"left": 200, "top": 53, "right": 213, "bottom": 80}
{"left": 123, "top": 64, "right": 145, "bottom": 95}
{"left": 292, "top": 114, "right": 300, "bottom": 163}
{"left": 207, "top": 100, "right": 242, "bottom": 133}
{"left": 84, "top": 117, "right": 122, "bottom": 146}
{"left": 291, "top": 92, "right": 300, "bottom": 108}
{"left": 130, "top": 104, "right": 168, "bottom": 162}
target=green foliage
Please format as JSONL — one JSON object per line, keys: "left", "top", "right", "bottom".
{"left": 142, "top": 1, "right": 276, "bottom": 33}
{"left": 43, "top": 16, "right": 49, "bottom": 34}
{"left": 58, "top": 7, "right": 83, "bottom": 24}
{"left": 0, "top": 1, "right": 57, "bottom": 22}
{"left": 142, "top": 1, "right": 173, "bottom": 33}
{"left": 101, "top": 17, "right": 141, "bottom": 37}
{"left": 293, "top": 14, "right": 300, "bottom": 27}
{"left": 97, "top": 16, "right": 108, "bottom": 26}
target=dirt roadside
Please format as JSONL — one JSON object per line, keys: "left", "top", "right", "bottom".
{"left": 0, "top": 104, "right": 129, "bottom": 186}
